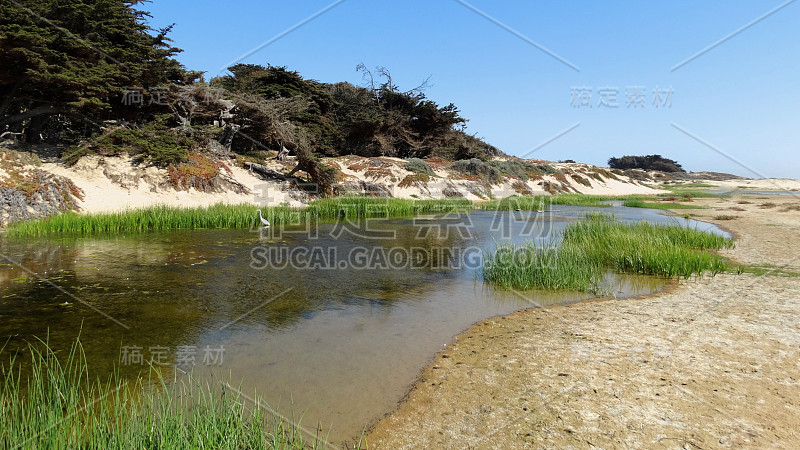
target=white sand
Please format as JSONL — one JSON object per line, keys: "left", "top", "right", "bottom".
{"left": 28, "top": 154, "right": 668, "bottom": 214}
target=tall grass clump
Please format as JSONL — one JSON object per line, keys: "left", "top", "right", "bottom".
{"left": 622, "top": 199, "right": 701, "bottom": 210}
{"left": 7, "top": 197, "right": 474, "bottom": 237}
{"left": 483, "top": 241, "right": 602, "bottom": 292}
{"left": 305, "top": 196, "right": 471, "bottom": 220}
{"left": 482, "top": 213, "right": 734, "bottom": 292}
{"left": 564, "top": 213, "right": 733, "bottom": 277}
{"left": 480, "top": 194, "right": 613, "bottom": 210}
{"left": 0, "top": 339, "right": 343, "bottom": 449}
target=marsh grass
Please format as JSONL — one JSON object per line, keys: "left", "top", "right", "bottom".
{"left": 0, "top": 339, "right": 344, "bottom": 449}
{"left": 479, "top": 194, "right": 615, "bottom": 210}
{"left": 479, "top": 194, "right": 702, "bottom": 211}
{"left": 662, "top": 187, "right": 729, "bottom": 199}
{"left": 7, "top": 197, "right": 473, "bottom": 237}
{"left": 483, "top": 213, "right": 733, "bottom": 292}
{"left": 668, "top": 182, "right": 716, "bottom": 188}
{"left": 483, "top": 242, "right": 602, "bottom": 292}
{"left": 622, "top": 199, "right": 703, "bottom": 210}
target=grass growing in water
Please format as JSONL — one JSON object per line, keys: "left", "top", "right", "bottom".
{"left": 479, "top": 194, "right": 616, "bottom": 210}
{"left": 483, "top": 242, "right": 602, "bottom": 292}
{"left": 622, "top": 199, "right": 703, "bottom": 210}
{"left": 483, "top": 213, "right": 733, "bottom": 292}
{"left": 0, "top": 339, "right": 347, "bottom": 449}
{"left": 478, "top": 193, "right": 700, "bottom": 211}
{"left": 7, "top": 197, "right": 473, "bottom": 237}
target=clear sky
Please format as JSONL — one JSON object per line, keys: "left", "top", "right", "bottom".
{"left": 144, "top": 1, "right": 800, "bottom": 178}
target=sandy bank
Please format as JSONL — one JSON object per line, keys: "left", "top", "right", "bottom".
{"left": 21, "top": 153, "right": 662, "bottom": 215}
{"left": 366, "top": 195, "right": 800, "bottom": 449}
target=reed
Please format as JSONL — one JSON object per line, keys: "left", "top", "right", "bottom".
{"left": 482, "top": 213, "right": 734, "bottom": 292}
{"left": 483, "top": 241, "right": 603, "bottom": 292}
{"left": 622, "top": 199, "right": 703, "bottom": 210}
{"left": 0, "top": 338, "right": 346, "bottom": 449}
{"left": 6, "top": 197, "right": 473, "bottom": 237}
{"left": 479, "top": 194, "right": 614, "bottom": 210}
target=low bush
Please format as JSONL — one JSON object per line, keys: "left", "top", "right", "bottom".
{"left": 449, "top": 158, "right": 500, "bottom": 183}
{"left": 403, "top": 158, "right": 435, "bottom": 175}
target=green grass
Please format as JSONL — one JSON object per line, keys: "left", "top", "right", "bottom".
{"left": 661, "top": 186, "right": 729, "bottom": 199}
{"left": 483, "top": 213, "right": 734, "bottom": 292}
{"left": 6, "top": 197, "right": 473, "bottom": 237}
{"left": 1, "top": 339, "right": 348, "bottom": 449}
{"left": 478, "top": 193, "right": 713, "bottom": 211}
{"left": 667, "top": 182, "right": 716, "bottom": 188}
{"left": 483, "top": 241, "right": 603, "bottom": 292}
{"left": 479, "top": 194, "right": 616, "bottom": 210}
{"left": 732, "top": 263, "right": 800, "bottom": 278}
{"left": 622, "top": 199, "right": 704, "bottom": 210}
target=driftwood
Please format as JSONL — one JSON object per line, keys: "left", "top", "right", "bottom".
{"left": 275, "top": 143, "right": 290, "bottom": 161}
{"left": 243, "top": 161, "right": 289, "bottom": 181}
{"left": 0, "top": 131, "right": 24, "bottom": 141}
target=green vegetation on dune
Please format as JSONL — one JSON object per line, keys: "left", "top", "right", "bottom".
{"left": 6, "top": 197, "right": 473, "bottom": 237}
{"left": 483, "top": 213, "right": 733, "bottom": 293}
{"left": 0, "top": 339, "right": 344, "bottom": 449}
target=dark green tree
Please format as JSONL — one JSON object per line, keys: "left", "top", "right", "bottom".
{"left": 608, "top": 154, "right": 685, "bottom": 172}
{"left": 0, "top": 0, "right": 199, "bottom": 141}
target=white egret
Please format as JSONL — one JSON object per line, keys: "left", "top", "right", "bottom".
{"left": 256, "top": 209, "right": 270, "bottom": 227}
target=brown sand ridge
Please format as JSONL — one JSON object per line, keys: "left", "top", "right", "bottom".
{"left": 366, "top": 194, "right": 800, "bottom": 449}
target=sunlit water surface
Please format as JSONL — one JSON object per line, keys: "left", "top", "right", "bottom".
{"left": 0, "top": 206, "right": 728, "bottom": 444}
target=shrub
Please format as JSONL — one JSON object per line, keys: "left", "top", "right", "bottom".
{"left": 488, "top": 159, "right": 542, "bottom": 181}
{"left": 512, "top": 180, "right": 533, "bottom": 196}
{"left": 63, "top": 121, "right": 208, "bottom": 167}
{"left": 571, "top": 174, "right": 592, "bottom": 187}
{"left": 449, "top": 158, "right": 500, "bottom": 183}
{"left": 534, "top": 164, "right": 559, "bottom": 175}
{"left": 167, "top": 153, "right": 234, "bottom": 192}
{"left": 398, "top": 173, "right": 430, "bottom": 188}
{"left": 404, "top": 158, "right": 435, "bottom": 175}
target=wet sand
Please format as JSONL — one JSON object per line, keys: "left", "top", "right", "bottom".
{"left": 366, "top": 194, "right": 800, "bottom": 449}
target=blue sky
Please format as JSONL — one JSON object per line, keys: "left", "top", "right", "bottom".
{"left": 144, "top": 1, "right": 800, "bottom": 178}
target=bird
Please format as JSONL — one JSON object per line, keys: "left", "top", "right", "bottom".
{"left": 256, "top": 209, "right": 270, "bottom": 227}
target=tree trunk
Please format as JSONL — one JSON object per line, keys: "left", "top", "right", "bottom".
{"left": 25, "top": 114, "right": 46, "bottom": 143}
{"left": 243, "top": 162, "right": 288, "bottom": 180}
{"left": 287, "top": 163, "right": 301, "bottom": 177}
{"left": 219, "top": 123, "right": 240, "bottom": 149}
{"left": 0, "top": 106, "right": 60, "bottom": 128}
{"left": 274, "top": 142, "right": 290, "bottom": 161}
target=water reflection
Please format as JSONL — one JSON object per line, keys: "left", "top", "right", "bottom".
{"left": 0, "top": 206, "right": 728, "bottom": 443}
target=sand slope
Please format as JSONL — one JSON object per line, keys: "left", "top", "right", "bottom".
{"left": 24, "top": 154, "right": 662, "bottom": 214}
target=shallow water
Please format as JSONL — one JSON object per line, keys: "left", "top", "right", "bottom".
{"left": 0, "top": 205, "right": 727, "bottom": 444}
